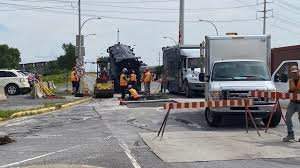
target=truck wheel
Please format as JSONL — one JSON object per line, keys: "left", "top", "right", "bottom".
{"left": 184, "top": 81, "right": 193, "bottom": 98}
{"left": 205, "top": 108, "right": 222, "bottom": 127}
{"left": 262, "top": 106, "right": 282, "bottom": 127}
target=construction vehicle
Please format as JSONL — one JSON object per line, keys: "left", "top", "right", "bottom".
{"left": 162, "top": 45, "right": 205, "bottom": 97}
{"left": 107, "top": 42, "right": 142, "bottom": 92}
{"left": 204, "top": 34, "right": 282, "bottom": 127}
{"left": 94, "top": 57, "right": 114, "bottom": 98}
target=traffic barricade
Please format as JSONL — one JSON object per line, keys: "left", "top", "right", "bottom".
{"left": 249, "top": 90, "right": 300, "bottom": 133}
{"left": 157, "top": 99, "right": 260, "bottom": 139}
{"left": 0, "top": 86, "right": 7, "bottom": 101}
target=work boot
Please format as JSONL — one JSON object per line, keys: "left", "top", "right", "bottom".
{"left": 283, "top": 132, "right": 295, "bottom": 142}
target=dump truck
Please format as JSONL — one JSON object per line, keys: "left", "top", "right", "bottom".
{"left": 204, "top": 34, "right": 282, "bottom": 127}
{"left": 107, "top": 42, "right": 142, "bottom": 92}
{"left": 162, "top": 45, "right": 205, "bottom": 97}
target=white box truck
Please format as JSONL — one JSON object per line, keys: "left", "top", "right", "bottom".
{"left": 204, "top": 35, "right": 281, "bottom": 127}
{"left": 163, "top": 45, "right": 205, "bottom": 97}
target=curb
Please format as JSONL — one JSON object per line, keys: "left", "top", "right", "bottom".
{"left": 9, "top": 97, "right": 92, "bottom": 119}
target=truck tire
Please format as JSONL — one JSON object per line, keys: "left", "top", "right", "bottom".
{"left": 184, "top": 81, "right": 193, "bottom": 98}
{"left": 262, "top": 106, "right": 282, "bottom": 127}
{"left": 205, "top": 108, "right": 222, "bottom": 127}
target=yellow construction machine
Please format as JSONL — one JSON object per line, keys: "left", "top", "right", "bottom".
{"left": 94, "top": 57, "right": 114, "bottom": 98}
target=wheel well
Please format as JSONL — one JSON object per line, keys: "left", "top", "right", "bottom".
{"left": 5, "top": 83, "right": 19, "bottom": 89}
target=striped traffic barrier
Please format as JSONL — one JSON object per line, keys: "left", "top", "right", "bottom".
{"left": 249, "top": 90, "right": 300, "bottom": 101}
{"left": 158, "top": 99, "right": 260, "bottom": 138}
{"left": 248, "top": 90, "right": 299, "bottom": 133}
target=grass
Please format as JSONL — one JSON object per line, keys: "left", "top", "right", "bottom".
{"left": 42, "top": 71, "right": 71, "bottom": 86}
{"left": 0, "top": 102, "right": 67, "bottom": 120}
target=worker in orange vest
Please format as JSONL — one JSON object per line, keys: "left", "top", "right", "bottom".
{"left": 129, "top": 70, "right": 137, "bottom": 89}
{"left": 283, "top": 66, "right": 300, "bottom": 142}
{"left": 70, "top": 67, "right": 79, "bottom": 95}
{"left": 143, "top": 68, "right": 152, "bottom": 95}
{"left": 128, "top": 85, "right": 140, "bottom": 100}
{"left": 120, "top": 68, "right": 128, "bottom": 100}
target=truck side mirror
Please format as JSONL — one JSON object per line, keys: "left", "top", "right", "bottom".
{"left": 191, "top": 67, "right": 195, "bottom": 71}
{"left": 280, "top": 73, "right": 288, "bottom": 83}
{"left": 204, "top": 75, "right": 210, "bottom": 82}
{"left": 274, "top": 74, "right": 280, "bottom": 82}
{"left": 199, "top": 73, "right": 205, "bottom": 82}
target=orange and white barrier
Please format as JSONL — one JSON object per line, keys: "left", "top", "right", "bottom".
{"left": 249, "top": 90, "right": 300, "bottom": 101}
{"left": 163, "top": 99, "right": 254, "bottom": 110}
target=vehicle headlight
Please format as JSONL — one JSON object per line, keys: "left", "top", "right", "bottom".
{"left": 210, "top": 91, "right": 222, "bottom": 100}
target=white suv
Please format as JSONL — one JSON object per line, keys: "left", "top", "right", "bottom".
{"left": 0, "top": 69, "right": 31, "bottom": 95}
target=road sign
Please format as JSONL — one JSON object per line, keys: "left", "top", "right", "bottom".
{"left": 76, "top": 57, "right": 84, "bottom": 67}
{"left": 76, "top": 68, "right": 85, "bottom": 77}
{"left": 75, "top": 46, "right": 85, "bottom": 57}
{"left": 76, "top": 35, "right": 84, "bottom": 46}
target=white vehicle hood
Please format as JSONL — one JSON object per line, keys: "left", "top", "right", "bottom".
{"left": 211, "top": 81, "right": 276, "bottom": 91}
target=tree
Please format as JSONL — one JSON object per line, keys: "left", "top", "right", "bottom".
{"left": 0, "top": 44, "right": 21, "bottom": 69}
{"left": 57, "top": 43, "right": 76, "bottom": 70}
{"left": 44, "top": 60, "right": 61, "bottom": 75}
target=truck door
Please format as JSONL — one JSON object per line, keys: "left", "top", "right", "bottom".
{"left": 272, "top": 61, "right": 299, "bottom": 92}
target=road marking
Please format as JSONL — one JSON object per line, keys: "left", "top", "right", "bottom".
{"left": 0, "top": 145, "right": 82, "bottom": 168}
{"left": 118, "top": 138, "right": 141, "bottom": 168}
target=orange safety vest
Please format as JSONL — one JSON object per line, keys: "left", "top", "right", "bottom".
{"left": 71, "top": 71, "right": 78, "bottom": 81}
{"left": 290, "top": 79, "right": 300, "bottom": 93}
{"left": 144, "top": 71, "right": 152, "bottom": 83}
{"left": 130, "top": 74, "right": 137, "bottom": 82}
{"left": 120, "top": 73, "right": 128, "bottom": 87}
{"left": 129, "top": 88, "right": 139, "bottom": 99}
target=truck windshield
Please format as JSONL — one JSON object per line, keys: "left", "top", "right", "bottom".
{"left": 212, "top": 61, "right": 271, "bottom": 81}
{"left": 188, "top": 58, "right": 200, "bottom": 68}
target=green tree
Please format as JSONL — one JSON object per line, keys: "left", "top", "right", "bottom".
{"left": 57, "top": 43, "right": 76, "bottom": 70}
{"left": 44, "top": 60, "right": 61, "bottom": 75}
{"left": 0, "top": 44, "right": 21, "bottom": 69}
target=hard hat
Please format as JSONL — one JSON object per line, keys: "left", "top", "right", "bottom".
{"left": 132, "top": 70, "right": 135, "bottom": 73}
{"left": 122, "top": 68, "right": 128, "bottom": 72}
{"left": 128, "top": 85, "right": 132, "bottom": 89}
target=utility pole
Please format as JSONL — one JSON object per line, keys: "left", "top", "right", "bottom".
{"left": 78, "top": 0, "right": 81, "bottom": 60}
{"left": 263, "top": 0, "right": 266, "bottom": 34}
{"left": 179, "top": 0, "right": 184, "bottom": 45}
{"left": 117, "top": 29, "right": 120, "bottom": 43}
{"left": 158, "top": 51, "right": 161, "bottom": 66}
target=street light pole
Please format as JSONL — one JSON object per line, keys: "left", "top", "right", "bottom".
{"left": 84, "top": 33, "right": 96, "bottom": 38}
{"left": 199, "top": 19, "right": 219, "bottom": 36}
{"left": 163, "top": 36, "right": 178, "bottom": 46}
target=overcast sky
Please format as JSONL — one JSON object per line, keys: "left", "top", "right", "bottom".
{"left": 0, "top": 0, "right": 300, "bottom": 69}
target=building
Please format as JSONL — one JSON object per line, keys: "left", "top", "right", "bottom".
{"left": 271, "top": 45, "right": 300, "bottom": 74}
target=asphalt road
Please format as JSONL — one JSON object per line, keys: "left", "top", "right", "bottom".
{"left": 1, "top": 95, "right": 300, "bottom": 168}
{"left": 1, "top": 75, "right": 300, "bottom": 168}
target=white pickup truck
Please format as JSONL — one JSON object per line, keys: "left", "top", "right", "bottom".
{"left": 204, "top": 35, "right": 281, "bottom": 127}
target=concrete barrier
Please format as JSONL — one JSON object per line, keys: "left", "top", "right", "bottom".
{"left": 0, "top": 86, "right": 7, "bottom": 101}
{"left": 29, "top": 84, "right": 44, "bottom": 99}
{"left": 47, "top": 81, "right": 56, "bottom": 90}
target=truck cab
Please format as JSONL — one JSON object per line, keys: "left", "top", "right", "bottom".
{"left": 205, "top": 35, "right": 281, "bottom": 127}
{"left": 163, "top": 45, "right": 205, "bottom": 97}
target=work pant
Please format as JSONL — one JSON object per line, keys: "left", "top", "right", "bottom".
{"left": 285, "top": 102, "right": 300, "bottom": 133}
{"left": 130, "top": 81, "right": 136, "bottom": 89}
{"left": 120, "top": 86, "right": 127, "bottom": 100}
{"left": 144, "top": 82, "right": 150, "bottom": 94}
{"left": 76, "top": 80, "right": 80, "bottom": 93}
{"left": 72, "top": 81, "right": 77, "bottom": 94}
